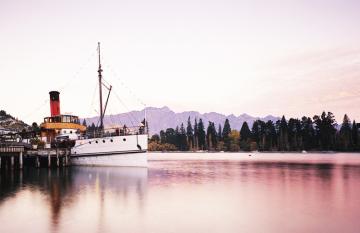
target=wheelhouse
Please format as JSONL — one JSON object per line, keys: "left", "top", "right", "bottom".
{"left": 43, "top": 115, "right": 81, "bottom": 124}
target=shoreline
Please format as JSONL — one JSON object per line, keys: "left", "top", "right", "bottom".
{"left": 147, "top": 151, "right": 358, "bottom": 154}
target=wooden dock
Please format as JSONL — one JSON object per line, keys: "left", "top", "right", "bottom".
{"left": 0, "top": 146, "right": 25, "bottom": 169}
{"left": 0, "top": 144, "right": 71, "bottom": 170}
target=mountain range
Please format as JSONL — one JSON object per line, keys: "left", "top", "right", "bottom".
{"left": 84, "top": 106, "right": 280, "bottom": 135}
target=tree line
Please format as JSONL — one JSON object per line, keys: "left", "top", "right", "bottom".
{"left": 148, "top": 111, "right": 360, "bottom": 152}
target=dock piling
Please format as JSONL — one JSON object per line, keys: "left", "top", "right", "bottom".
{"left": 10, "top": 156, "right": 14, "bottom": 169}
{"left": 65, "top": 150, "right": 69, "bottom": 166}
{"left": 48, "top": 151, "right": 51, "bottom": 168}
{"left": 19, "top": 152, "right": 23, "bottom": 169}
{"left": 56, "top": 149, "right": 59, "bottom": 167}
{"left": 36, "top": 156, "right": 40, "bottom": 168}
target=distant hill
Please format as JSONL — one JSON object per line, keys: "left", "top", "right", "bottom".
{"left": 0, "top": 110, "right": 30, "bottom": 132}
{"left": 84, "top": 106, "right": 280, "bottom": 135}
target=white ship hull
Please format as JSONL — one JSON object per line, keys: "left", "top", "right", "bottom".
{"left": 70, "top": 134, "right": 148, "bottom": 167}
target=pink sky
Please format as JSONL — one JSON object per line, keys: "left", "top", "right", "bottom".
{"left": 0, "top": 0, "right": 360, "bottom": 124}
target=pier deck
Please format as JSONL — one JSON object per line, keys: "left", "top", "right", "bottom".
{"left": 0, "top": 144, "right": 70, "bottom": 169}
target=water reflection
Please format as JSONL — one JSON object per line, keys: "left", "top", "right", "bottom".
{"left": 1, "top": 154, "right": 360, "bottom": 233}
{"left": 0, "top": 167, "right": 147, "bottom": 233}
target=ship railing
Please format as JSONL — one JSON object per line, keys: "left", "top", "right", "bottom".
{"left": 84, "top": 126, "right": 147, "bottom": 139}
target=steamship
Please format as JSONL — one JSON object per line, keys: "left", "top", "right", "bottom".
{"left": 40, "top": 43, "right": 148, "bottom": 167}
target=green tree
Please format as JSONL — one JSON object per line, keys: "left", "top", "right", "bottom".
{"left": 264, "top": 120, "right": 276, "bottom": 151}
{"left": 31, "top": 122, "right": 40, "bottom": 133}
{"left": 206, "top": 122, "right": 218, "bottom": 150}
{"left": 218, "top": 124, "right": 222, "bottom": 142}
{"left": 150, "top": 134, "right": 160, "bottom": 143}
{"left": 197, "top": 119, "right": 206, "bottom": 150}
{"left": 300, "top": 117, "right": 315, "bottom": 150}
{"left": 313, "top": 111, "right": 337, "bottom": 150}
{"left": 279, "top": 116, "right": 289, "bottom": 151}
{"left": 160, "top": 130, "right": 166, "bottom": 143}
{"left": 222, "top": 119, "right": 231, "bottom": 151}
{"left": 352, "top": 120, "right": 359, "bottom": 150}
{"left": 240, "top": 122, "right": 251, "bottom": 142}
{"left": 194, "top": 118, "right": 199, "bottom": 150}
{"left": 166, "top": 128, "right": 177, "bottom": 146}
{"left": 252, "top": 120, "right": 261, "bottom": 147}
{"left": 339, "top": 114, "right": 352, "bottom": 151}
{"left": 178, "top": 123, "right": 188, "bottom": 151}
{"left": 82, "top": 119, "right": 87, "bottom": 127}
{"left": 186, "top": 117, "right": 194, "bottom": 150}
{"left": 288, "top": 118, "right": 302, "bottom": 151}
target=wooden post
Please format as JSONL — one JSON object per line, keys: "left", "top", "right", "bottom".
{"left": 36, "top": 156, "right": 40, "bottom": 168}
{"left": 0, "top": 156, "right": 2, "bottom": 169}
{"left": 48, "top": 151, "right": 51, "bottom": 168}
{"left": 56, "top": 149, "right": 59, "bottom": 167}
{"left": 65, "top": 150, "right": 69, "bottom": 166}
{"left": 10, "top": 156, "right": 14, "bottom": 169}
{"left": 19, "top": 152, "right": 23, "bottom": 169}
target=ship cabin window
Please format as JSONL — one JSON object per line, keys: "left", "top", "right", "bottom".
{"left": 103, "top": 140, "right": 105, "bottom": 143}
{"left": 123, "top": 138, "right": 126, "bottom": 142}
{"left": 63, "top": 130, "right": 66, "bottom": 134}
{"left": 62, "top": 116, "right": 69, "bottom": 123}
{"left": 70, "top": 131, "right": 73, "bottom": 134}
{"left": 44, "top": 115, "right": 80, "bottom": 124}
{"left": 54, "top": 116, "right": 61, "bottom": 122}
{"left": 59, "top": 115, "right": 80, "bottom": 124}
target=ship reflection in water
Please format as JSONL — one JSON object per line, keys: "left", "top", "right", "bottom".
{"left": 1, "top": 153, "right": 360, "bottom": 233}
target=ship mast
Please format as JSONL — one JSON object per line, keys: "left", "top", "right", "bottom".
{"left": 98, "top": 42, "right": 104, "bottom": 130}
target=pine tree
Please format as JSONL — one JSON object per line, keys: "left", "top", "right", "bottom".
{"left": 251, "top": 120, "right": 260, "bottom": 148}
{"left": 179, "top": 123, "right": 188, "bottom": 151}
{"left": 197, "top": 118, "right": 206, "bottom": 150}
{"left": 264, "top": 120, "right": 276, "bottom": 151}
{"left": 206, "top": 122, "right": 213, "bottom": 150}
{"left": 313, "top": 112, "right": 337, "bottom": 150}
{"left": 82, "top": 119, "right": 87, "bottom": 127}
{"left": 352, "top": 120, "right": 359, "bottom": 150}
{"left": 218, "top": 124, "right": 222, "bottom": 142}
{"left": 222, "top": 119, "right": 231, "bottom": 151}
{"left": 339, "top": 114, "right": 352, "bottom": 151}
{"left": 186, "top": 117, "right": 194, "bottom": 150}
{"left": 279, "top": 116, "right": 289, "bottom": 151}
{"left": 300, "top": 117, "right": 315, "bottom": 150}
{"left": 194, "top": 118, "right": 198, "bottom": 150}
{"left": 240, "top": 122, "right": 251, "bottom": 142}
{"left": 175, "top": 126, "right": 180, "bottom": 149}
{"left": 257, "top": 120, "right": 266, "bottom": 151}
{"left": 206, "top": 122, "right": 218, "bottom": 150}
{"left": 288, "top": 118, "right": 302, "bottom": 151}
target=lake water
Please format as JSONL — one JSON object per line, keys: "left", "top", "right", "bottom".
{"left": 1, "top": 153, "right": 360, "bottom": 233}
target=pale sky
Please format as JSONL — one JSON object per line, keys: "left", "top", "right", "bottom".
{"left": 1, "top": 0, "right": 360, "bottom": 124}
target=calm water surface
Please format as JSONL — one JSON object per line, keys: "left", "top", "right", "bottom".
{"left": 1, "top": 153, "right": 360, "bottom": 233}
